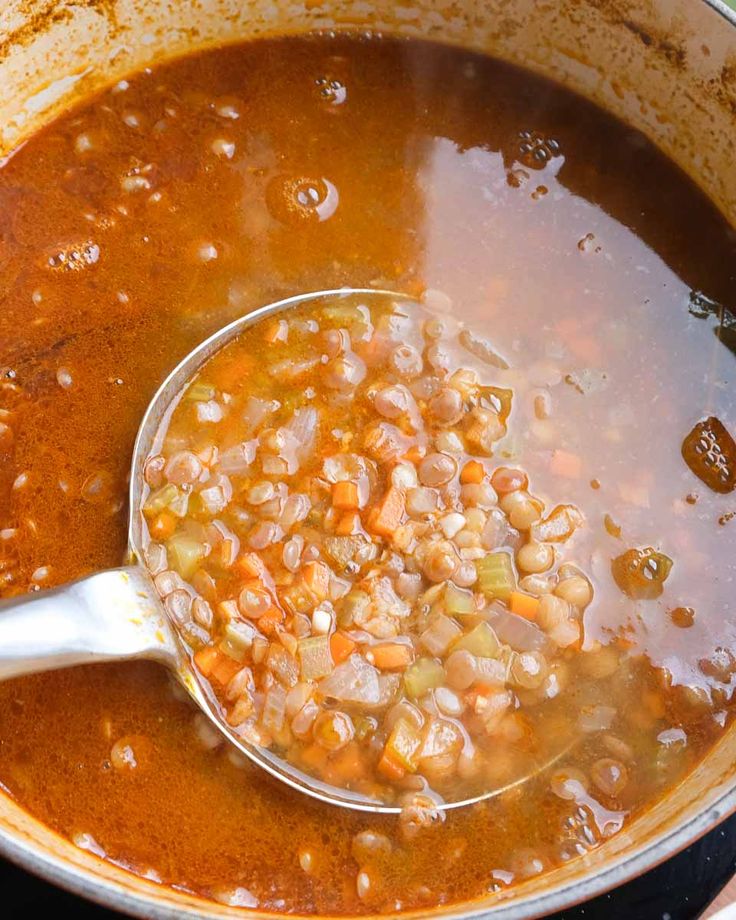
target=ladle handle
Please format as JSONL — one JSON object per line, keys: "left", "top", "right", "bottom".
{"left": 0, "top": 566, "right": 180, "bottom": 681}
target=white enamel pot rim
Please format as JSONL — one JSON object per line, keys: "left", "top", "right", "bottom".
{"left": 0, "top": 0, "right": 735, "bottom": 918}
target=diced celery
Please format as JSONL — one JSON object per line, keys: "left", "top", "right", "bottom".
{"left": 404, "top": 657, "right": 445, "bottom": 698}
{"left": 384, "top": 717, "right": 421, "bottom": 772}
{"left": 185, "top": 381, "right": 217, "bottom": 402}
{"left": 476, "top": 551, "right": 516, "bottom": 601}
{"left": 445, "top": 582, "right": 476, "bottom": 615}
{"left": 166, "top": 534, "right": 206, "bottom": 579}
{"left": 144, "top": 483, "right": 189, "bottom": 518}
{"left": 452, "top": 621, "right": 500, "bottom": 659}
{"left": 220, "top": 621, "right": 255, "bottom": 662}
{"left": 298, "top": 635, "right": 334, "bottom": 681}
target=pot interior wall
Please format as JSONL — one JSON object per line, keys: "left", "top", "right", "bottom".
{"left": 0, "top": 1, "right": 735, "bottom": 917}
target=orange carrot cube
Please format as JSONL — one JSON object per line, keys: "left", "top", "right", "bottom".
{"left": 332, "top": 481, "right": 360, "bottom": 510}
{"left": 460, "top": 460, "right": 485, "bottom": 484}
{"left": 367, "top": 486, "right": 405, "bottom": 538}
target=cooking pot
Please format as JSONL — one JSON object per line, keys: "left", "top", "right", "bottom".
{"left": 0, "top": 1, "right": 735, "bottom": 917}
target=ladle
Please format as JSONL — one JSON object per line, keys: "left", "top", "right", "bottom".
{"left": 0, "top": 288, "right": 566, "bottom": 814}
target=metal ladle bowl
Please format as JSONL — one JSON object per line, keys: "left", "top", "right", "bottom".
{"left": 0, "top": 288, "right": 566, "bottom": 815}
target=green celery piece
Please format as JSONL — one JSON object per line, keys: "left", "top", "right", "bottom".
{"left": 453, "top": 621, "right": 500, "bottom": 658}
{"left": 144, "top": 483, "right": 180, "bottom": 515}
{"left": 185, "top": 381, "right": 217, "bottom": 402}
{"left": 404, "top": 657, "right": 445, "bottom": 698}
{"left": 476, "top": 551, "right": 516, "bottom": 601}
{"left": 445, "top": 582, "right": 475, "bottom": 615}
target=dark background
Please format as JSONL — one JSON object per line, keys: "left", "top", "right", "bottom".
{"left": 2, "top": 813, "right": 736, "bottom": 919}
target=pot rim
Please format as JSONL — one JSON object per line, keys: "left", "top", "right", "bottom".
{"left": 1, "top": 0, "right": 736, "bottom": 916}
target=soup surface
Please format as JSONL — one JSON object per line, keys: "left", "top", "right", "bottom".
{"left": 0, "top": 32, "right": 735, "bottom": 914}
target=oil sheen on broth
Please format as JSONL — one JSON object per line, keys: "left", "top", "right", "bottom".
{"left": 0, "top": 34, "right": 734, "bottom": 914}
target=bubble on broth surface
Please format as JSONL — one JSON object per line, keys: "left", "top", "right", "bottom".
{"left": 266, "top": 175, "right": 339, "bottom": 225}
{"left": 45, "top": 240, "right": 100, "bottom": 271}
{"left": 517, "top": 130, "right": 562, "bottom": 169}
{"left": 314, "top": 75, "right": 347, "bottom": 106}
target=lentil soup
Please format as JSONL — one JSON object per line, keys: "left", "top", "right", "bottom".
{"left": 0, "top": 32, "right": 735, "bottom": 914}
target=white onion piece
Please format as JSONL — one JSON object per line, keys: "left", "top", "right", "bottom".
{"left": 280, "top": 492, "right": 311, "bottom": 530}
{"left": 242, "top": 396, "right": 278, "bottom": 431}
{"left": 486, "top": 607, "right": 555, "bottom": 655}
{"left": 285, "top": 407, "right": 318, "bottom": 461}
{"left": 318, "top": 654, "right": 380, "bottom": 705}
{"left": 218, "top": 440, "right": 256, "bottom": 475}
{"left": 195, "top": 400, "right": 223, "bottom": 424}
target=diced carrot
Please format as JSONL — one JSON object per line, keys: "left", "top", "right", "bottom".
{"left": 150, "top": 511, "right": 176, "bottom": 540}
{"left": 332, "top": 480, "right": 360, "bottom": 511}
{"left": 371, "top": 643, "right": 414, "bottom": 670}
{"left": 302, "top": 561, "right": 330, "bottom": 602}
{"left": 330, "top": 631, "right": 356, "bottom": 664}
{"left": 460, "top": 460, "right": 485, "bottom": 484}
{"left": 377, "top": 749, "right": 406, "bottom": 781}
{"left": 194, "top": 646, "right": 241, "bottom": 685}
{"left": 509, "top": 591, "right": 540, "bottom": 621}
{"left": 212, "top": 655, "right": 243, "bottom": 685}
{"left": 258, "top": 606, "right": 285, "bottom": 635}
{"left": 235, "top": 552, "right": 267, "bottom": 580}
{"left": 367, "top": 485, "right": 405, "bottom": 538}
{"left": 550, "top": 449, "right": 582, "bottom": 479}
{"left": 403, "top": 445, "right": 425, "bottom": 464}
{"left": 336, "top": 512, "right": 361, "bottom": 536}
{"left": 193, "top": 645, "right": 219, "bottom": 676}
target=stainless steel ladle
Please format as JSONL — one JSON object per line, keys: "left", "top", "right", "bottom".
{"left": 0, "top": 288, "right": 566, "bottom": 814}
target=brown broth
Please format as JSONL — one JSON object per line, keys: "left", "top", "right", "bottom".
{"left": 0, "top": 33, "right": 734, "bottom": 914}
